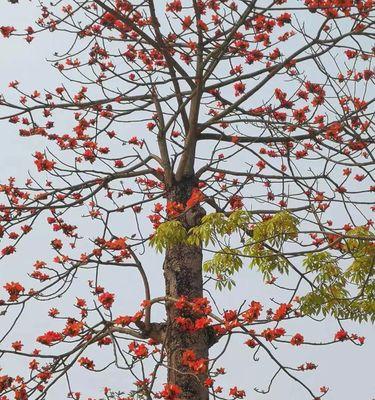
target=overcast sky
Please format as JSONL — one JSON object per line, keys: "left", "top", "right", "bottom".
{"left": 0, "top": 2, "right": 374, "bottom": 400}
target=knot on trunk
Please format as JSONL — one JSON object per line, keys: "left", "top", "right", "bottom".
{"left": 185, "top": 204, "right": 206, "bottom": 229}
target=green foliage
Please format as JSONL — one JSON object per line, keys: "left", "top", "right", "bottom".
{"left": 186, "top": 210, "right": 252, "bottom": 246}
{"left": 186, "top": 213, "right": 224, "bottom": 247}
{"left": 203, "top": 247, "right": 242, "bottom": 291}
{"left": 203, "top": 247, "right": 243, "bottom": 275}
{"left": 303, "top": 251, "right": 342, "bottom": 282}
{"left": 242, "top": 211, "right": 298, "bottom": 280}
{"left": 252, "top": 211, "right": 299, "bottom": 246}
{"left": 149, "top": 216, "right": 374, "bottom": 322}
{"left": 244, "top": 244, "right": 289, "bottom": 281}
{"left": 301, "top": 251, "right": 349, "bottom": 318}
{"left": 300, "top": 236, "right": 375, "bottom": 322}
{"left": 344, "top": 226, "right": 374, "bottom": 256}
{"left": 344, "top": 228, "right": 375, "bottom": 296}
{"left": 199, "top": 211, "right": 299, "bottom": 284}
{"left": 150, "top": 220, "right": 187, "bottom": 252}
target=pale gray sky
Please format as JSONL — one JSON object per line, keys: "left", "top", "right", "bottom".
{"left": 0, "top": 2, "right": 374, "bottom": 400}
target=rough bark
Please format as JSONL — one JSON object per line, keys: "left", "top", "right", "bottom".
{"left": 163, "top": 178, "right": 209, "bottom": 400}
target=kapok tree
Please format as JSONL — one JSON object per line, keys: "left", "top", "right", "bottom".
{"left": 0, "top": 1, "right": 374, "bottom": 399}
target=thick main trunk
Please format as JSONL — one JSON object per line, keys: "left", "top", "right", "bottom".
{"left": 163, "top": 179, "right": 209, "bottom": 400}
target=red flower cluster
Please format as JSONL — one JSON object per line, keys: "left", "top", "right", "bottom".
{"left": 181, "top": 349, "right": 207, "bottom": 374}
{"left": 223, "top": 310, "right": 240, "bottom": 331}
{"left": 157, "top": 383, "right": 182, "bottom": 400}
{"left": 175, "top": 316, "right": 211, "bottom": 332}
{"left": 334, "top": 329, "right": 348, "bottom": 341}
{"left": 290, "top": 333, "right": 304, "bottom": 346}
{"left": 62, "top": 319, "right": 83, "bottom": 337}
{"left": 229, "top": 386, "right": 246, "bottom": 399}
{"left": 0, "top": 375, "right": 13, "bottom": 392}
{"left": 3, "top": 281, "right": 24, "bottom": 302}
{"left": 78, "top": 357, "right": 95, "bottom": 370}
{"left": 186, "top": 188, "right": 205, "bottom": 209}
{"left": 229, "top": 195, "right": 244, "bottom": 210}
{"left": 105, "top": 237, "right": 127, "bottom": 251}
{"left": 37, "top": 331, "right": 63, "bottom": 346}
{"left": 0, "top": 26, "right": 16, "bottom": 38}
{"left": 12, "top": 341, "right": 23, "bottom": 352}
{"left": 33, "top": 151, "right": 56, "bottom": 172}
{"left": 234, "top": 82, "right": 246, "bottom": 96}
{"left": 98, "top": 292, "right": 115, "bottom": 309}
{"left": 298, "top": 362, "right": 317, "bottom": 371}
{"left": 128, "top": 341, "right": 149, "bottom": 358}
{"left": 1, "top": 245, "right": 16, "bottom": 256}
{"left": 114, "top": 311, "right": 143, "bottom": 327}
{"left": 166, "top": 201, "right": 185, "bottom": 218}
{"left": 261, "top": 327, "right": 286, "bottom": 342}
{"left": 273, "top": 303, "right": 292, "bottom": 321}
{"left": 166, "top": 0, "right": 182, "bottom": 12}
{"left": 242, "top": 301, "right": 262, "bottom": 323}
{"left": 174, "top": 296, "right": 212, "bottom": 332}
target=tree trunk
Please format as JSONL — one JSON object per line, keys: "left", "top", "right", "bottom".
{"left": 163, "top": 179, "right": 209, "bottom": 400}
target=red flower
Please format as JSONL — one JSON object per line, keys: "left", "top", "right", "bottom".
{"left": 147, "top": 122, "right": 156, "bottom": 130}
{"left": 194, "top": 317, "right": 211, "bottom": 330}
{"left": 181, "top": 349, "right": 207, "bottom": 374}
{"left": 334, "top": 329, "right": 348, "bottom": 342}
{"left": 345, "top": 50, "right": 357, "bottom": 59}
{"left": 114, "top": 159, "right": 124, "bottom": 168}
{"left": 166, "top": 201, "right": 185, "bottom": 217}
{"left": 0, "top": 26, "right": 16, "bottom": 38}
{"left": 298, "top": 362, "right": 317, "bottom": 371}
{"left": 354, "top": 174, "right": 365, "bottom": 182}
{"left": 204, "top": 378, "right": 214, "bottom": 387}
{"left": 63, "top": 320, "right": 83, "bottom": 337}
{"left": 197, "top": 19, "right": 208, "bottom": 31}
{"left": 128, "top": 341, "right": 149, "bottom": 358}
{"left": 290, "top": 333, "right": 304, "bottom": 346}
{"left": 114, "top": 315, "right": 132, "bottom": 326}
{"left": 83, "top": 149, "right": 96, "bottom": 162}
{"left": 186, "top": 188, "right": 205, "bottom": 209}
{"left": 277, "top": 13, "right": 292, "bottom": 26}
{"left": 166, "top": 0, "right": 182, "bottom": 12}
{"left": 182, "top": 16, "right": 192, "bottom": 30}
{"left": 37, "top": 331, "right": 63, "bottom": 346}
{"left": 4, "top": 282, "right": 24, "bottom": 302}
{"left": 14, "top": 387, "right": 28, "bottom": 400}
{"left": 229, "top": 386, "right": 246, "bottom": 398}
{"left": 229, "top": 195, "right": 244, "bottom": 210}
{"left": 293, "top": 107, "right": 308, "bottom": 123}
{"left": 245, "top": 339, "right": 257, "bottom": 348}
{"left": 242, "top": 301, "right": 262, "bottom": 323}
{"left": 175, "top": 316, "right": 194, "bottom": 332}
{"left": 223, "top": 310, "right": 237, "bottom": 322}
{"left": 98, "top": 292, "right": 115, "bottom": 309}
{"left": 158, "top": 383, "right": 182, "bottom": 400}
{"left": 51, "top": 238, "right": 63, "bottom": 250}
{"left": 34, "top": 152, "right": 55, "bottom": 172}
{"left": 234, "top": 82, "right": 246, "bottom": 96}
{"left": 1, "top": 245, "right": 16, "bottom": 256}
{"left": 78, "top": 357, "right": 95, "bottom": 369}
{"left": 48, "top": 308, "right": 59, "bottom": 317}
{"left": 106, "top": 237, "right": 127, "bottom": 250}
{"left": 261, "top": 327, "right": 286, "bottom": 342}
{"left": 101, "top": 12, "right": 117, "bottom": 26}
{"left": 256, "top": 160, "right": 266, "bottom": 170}
{"left": 273, "top": 303, "right": 292, "bottom": 321}
{"left": 12, "top": 340, "right": 23, "bottom": 352}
